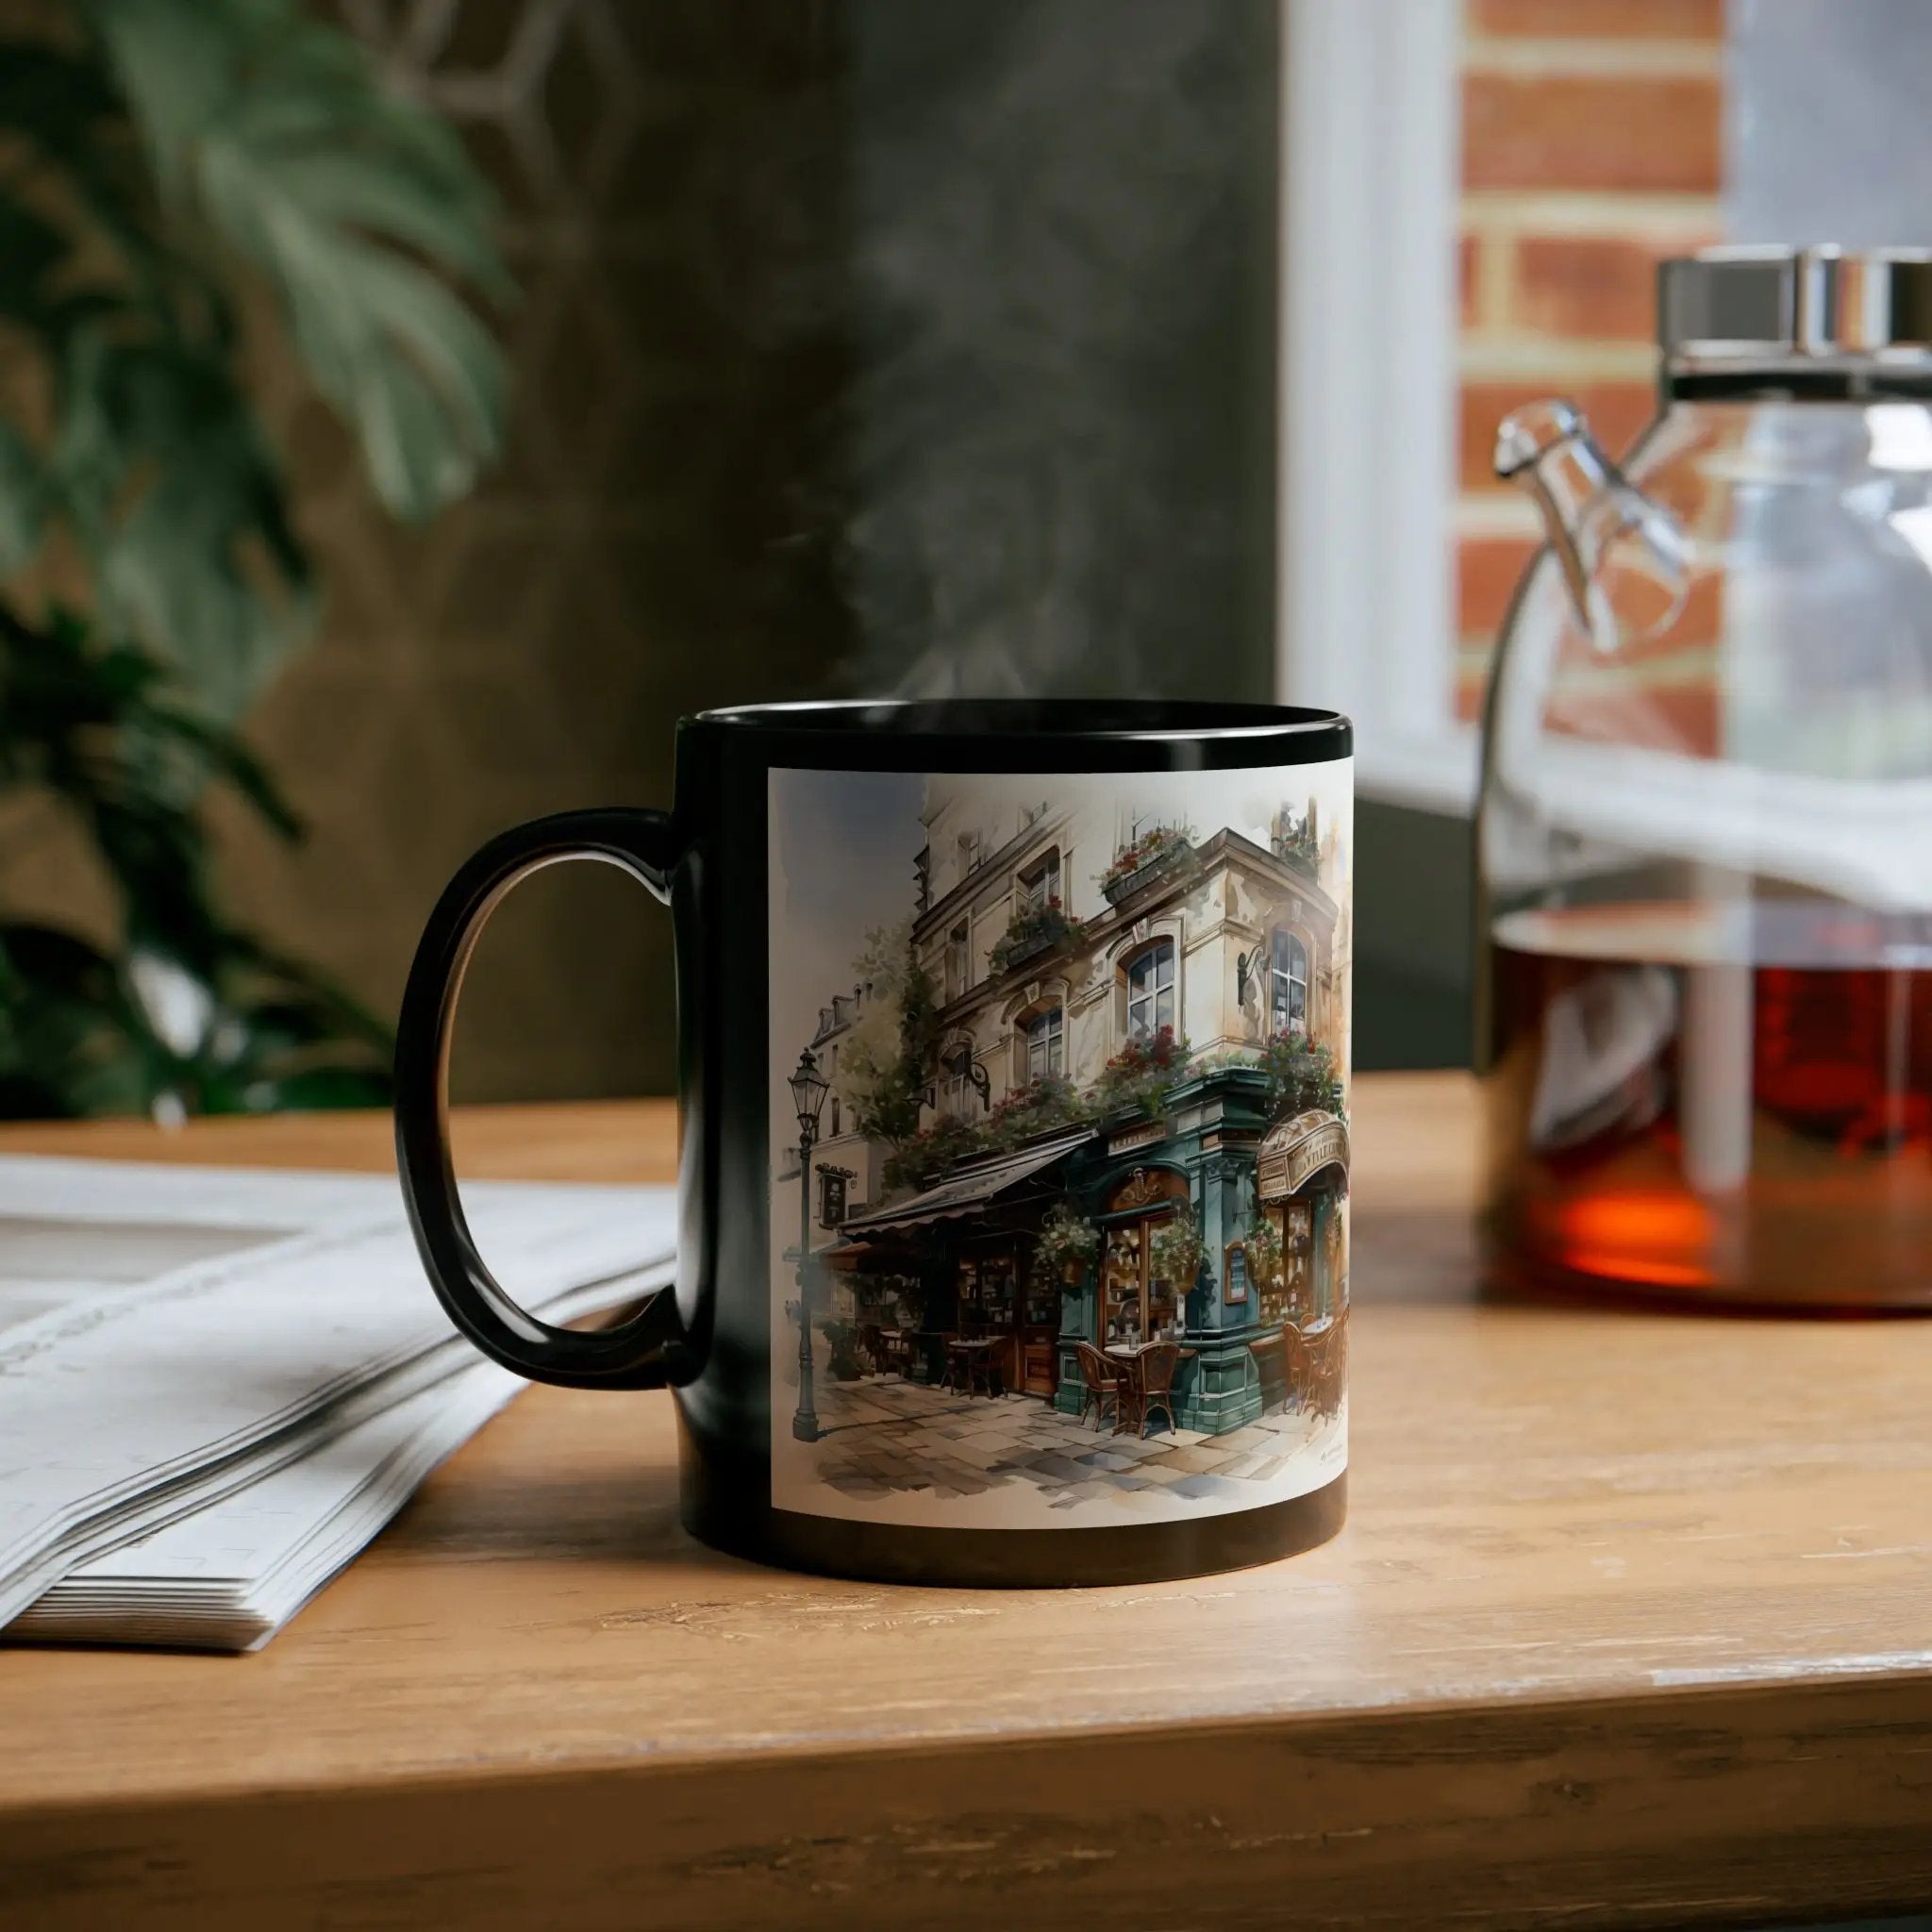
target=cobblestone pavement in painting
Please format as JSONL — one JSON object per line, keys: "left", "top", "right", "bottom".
{"left": 807, "top": 1375, "right": 1336, "bottom": 1509}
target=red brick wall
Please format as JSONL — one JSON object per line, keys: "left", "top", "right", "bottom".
{"left": 1455, "top": 0, "right": 1724, "bottom": 722}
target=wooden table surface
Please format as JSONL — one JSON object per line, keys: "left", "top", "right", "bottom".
{"left": 2, "top": 1074, "right": 1929, "bottom": 1931}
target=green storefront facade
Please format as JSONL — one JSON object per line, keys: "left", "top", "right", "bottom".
{"left": 835, "top": 1062, "right": 1349, "bottom": 1438}
{"left": 1047, "top": 1064, "right": 1347, "bottom": 1434}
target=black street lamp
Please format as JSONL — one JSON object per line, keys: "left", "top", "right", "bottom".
{"left": 789, "top": 1043, "right": 833, "bottom": 1442}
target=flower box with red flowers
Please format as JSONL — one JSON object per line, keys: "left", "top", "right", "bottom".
{"left": 989, "top": 898, "right": 1081, "bottom": 974}
{"left": 1099, "top": 825, "right": 1195, "bottom": 905}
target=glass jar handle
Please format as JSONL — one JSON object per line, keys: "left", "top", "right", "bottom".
{"left": 1495, "top": 397, "right": 1689, "bottom": 652}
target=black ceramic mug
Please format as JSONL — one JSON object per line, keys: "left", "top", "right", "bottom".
{"left": 395, "top": 699, "right": 1354, "bottom": 1586}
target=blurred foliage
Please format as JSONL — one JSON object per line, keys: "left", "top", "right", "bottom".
{"left": 0, "top": 604, "right": 394, "bottom": 1116}
{"left": 0, "top": 0, "right": 508, "bottom": 1119}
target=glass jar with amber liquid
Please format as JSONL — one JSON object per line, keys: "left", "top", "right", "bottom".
{"left": 1479, "top": 249, "right": 1932, "bottom": 1308}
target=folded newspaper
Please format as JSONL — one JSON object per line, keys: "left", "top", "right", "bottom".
{"left": 0, "top": 1156, "right": 675, "bottom": 1651}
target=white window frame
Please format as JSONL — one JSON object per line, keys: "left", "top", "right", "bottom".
{"left": 1270, "top": 927, "right": 1308, "bottom": 1037}
{"left": 1124, "top": 941, "right": 1176, "bottom": 1041}
{"left": 1277, "top": 0, "right": 1472, "bottom": 814}
{"left": 943, "top": 1052, "right": 973, "bottom": 1118}
{"left": 1022, "top": 1004, "right": 1064, "bottom": 1082}
{"left": 1018, "top": 848, "right": 1060, "bottom": 914}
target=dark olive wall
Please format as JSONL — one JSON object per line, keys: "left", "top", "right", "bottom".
{"left": 221, "top": 2, "right": 857, "bottom": 1104}
{"left": 1352, "top": 801, "right": 1473, "bottom": 1073}
{"left": 209, "top": 0, "right": 1286, "bottom": 1101}
{"left": 838, "top": 0, "right": 1280, "bottom": 703}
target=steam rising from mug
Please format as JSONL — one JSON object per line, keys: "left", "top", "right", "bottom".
{"left": 835, "top": 1, "right": 1267, "bottom": 701}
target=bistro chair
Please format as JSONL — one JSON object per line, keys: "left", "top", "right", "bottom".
{"left": 942, "top": 1338, "right": 999, "bottom": 1400}
{"left": 1074, "top": 1341, "right": 1124, "bottom": 1432}
{"left": 1279, "top": 1321, "right": 1314, "bottom": 1413}
{"left": 940, "top": 1335, "right": 966, "bottom": 1394}
{"left": 967, "top": 1342, "right": 1002, "bottom": 1400}
{"left": 1307, "top": 1317, "right": 1346, "bottom": 1422}
{"left": 1132, "top": 1342, "right": 1179, "bottom": 1439}
{"left": 858, "top": 1324, "right": 884, "bottom": 1375}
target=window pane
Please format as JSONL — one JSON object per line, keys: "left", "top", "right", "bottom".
{"left": 1270, "top": 929, "right": 1307, "bottom": 1034}
{"left": 1024, "top": 1005, "right": 1064, "bottom": 1078}
{"left": 1020, "top": 850, "right": 1062, "bottom": 913}
{"left": 1126, "top": 942, "right": 1174, "bottom": 1040}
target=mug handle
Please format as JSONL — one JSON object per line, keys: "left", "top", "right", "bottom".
{"left": 394, "top": 808, "right": 691, "bottom": 1390}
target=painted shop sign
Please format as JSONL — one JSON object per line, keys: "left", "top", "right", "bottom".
{"left": 1108, "top": 1165, "right": 1189, "bottom": 1213}
{"left": 1257, "top": 1111, "right": 1350, "bottom": 1201}
{"left": 1108, "top": 1121, "right": 1168, "bottom": 1157}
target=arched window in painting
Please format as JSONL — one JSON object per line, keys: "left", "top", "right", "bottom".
{"left": 1270, "top": 927, "right": 1308, "bottom": 1038}
{"left": 1124, "top": 939, "right": 1175, "bottom": 1041}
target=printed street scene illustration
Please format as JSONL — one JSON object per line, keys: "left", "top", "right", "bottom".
{"left": 768, "top": 765, "right": 1352, "bottom": 1528}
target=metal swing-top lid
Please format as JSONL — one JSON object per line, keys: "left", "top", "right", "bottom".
{"left": 1658, "top": 246, "right": 1932, "bottom": 370}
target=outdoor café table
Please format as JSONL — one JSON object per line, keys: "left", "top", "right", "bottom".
{"left": 3, "top": 1074, "right": 1929, "bottom": 1931}
{"left": 945, "top": 1335, "right": 1003, "bottom": 1395}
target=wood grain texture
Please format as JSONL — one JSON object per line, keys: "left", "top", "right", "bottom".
{"left": 3, "top": 1075, "right": 1930, "bottom": 1930}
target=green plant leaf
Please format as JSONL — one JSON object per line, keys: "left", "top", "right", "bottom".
{"left": 0, "top": 45, "right": 122, "bottom": 158}
{"left": 50, "top": 330, "right": 315, "bottom": 713}
{"left": 0, "top": 0, "right": 490, "bottom": 1119}
{"left": 0, "top": 423, "right": 43, "bottom": 574}
{"left": 0, "top": 922, "right": 155, "bottom": 1118}
{"left": 0, "top": 42, "right": 200, "bottom": 333}
{"left": 0, "top": 201, "right": 71, "bottom": 332}
{"left": 88, "top": 0, "right": 510, "bottom": 523}
{"left": 143, "top": 699, "right": 302, "bottom": 840}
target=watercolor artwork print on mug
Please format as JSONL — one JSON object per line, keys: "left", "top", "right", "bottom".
{"left": 768, "top": 762, "right": 1352, "bottom": 1529}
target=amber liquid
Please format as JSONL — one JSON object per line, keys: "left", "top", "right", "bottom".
{"left": 1486, "top": 902, "right": 1932, "bottom": 1308}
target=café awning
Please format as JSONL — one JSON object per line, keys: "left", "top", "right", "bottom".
{"left": 838, "top": 1128, "right": 1095, "bottom": 1239}
{"left": 1257, "top": 1109, "right": 1350, "bottom": 1202}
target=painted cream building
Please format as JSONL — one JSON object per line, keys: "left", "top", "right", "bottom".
{"left": 910, "top": 775, "right": 1343, "bottom": 1119}
{"left": 783, "top": 769, "right": 1352, "bottom": 1437}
